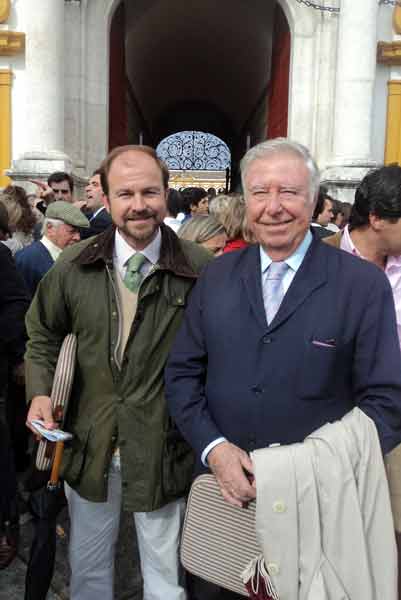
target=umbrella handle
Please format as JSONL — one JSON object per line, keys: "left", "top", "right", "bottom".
{"left": 49, "top": 441, "right": 64, "bottom": 485}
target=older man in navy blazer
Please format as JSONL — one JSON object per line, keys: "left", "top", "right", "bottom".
{"left": 165, "top": 138, "right": 401, "bottom": 598}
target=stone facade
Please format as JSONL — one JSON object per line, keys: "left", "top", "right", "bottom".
{"left": 0, "top": 0, "right": 400, "bottom": 201}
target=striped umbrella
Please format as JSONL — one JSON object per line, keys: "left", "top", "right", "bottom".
{"left": 35, "top": 334, "right": 77, "bottom": 471}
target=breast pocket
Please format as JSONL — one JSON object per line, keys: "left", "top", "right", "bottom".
{"left": 298, "top": 340, "right": 338, "bottom": 400}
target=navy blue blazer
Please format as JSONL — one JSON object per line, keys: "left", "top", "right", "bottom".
{"left": 165, "top": 235, "right": 401, "bottom": 459}
{"left": 15, "top": 241, "right": 54, "bottom": 298}
{"left": 80, "top": 208, "right": 112, "bottom": 240}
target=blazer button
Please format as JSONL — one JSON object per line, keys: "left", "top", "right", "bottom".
{"left": 273, "top": 500, "right": 287, "bottom": 513}
{"left": 267, "top": 563, "right": 280, "bottom": 576}
{"left": 263, "top": 336, "right": 272, "bottom": 344}
{"left": 251, "top": 386, "right": 263, "bottom": 396}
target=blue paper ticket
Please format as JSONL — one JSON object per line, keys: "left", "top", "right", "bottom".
{"left": 30, "top": 419, "right": 73, "bottom": 442}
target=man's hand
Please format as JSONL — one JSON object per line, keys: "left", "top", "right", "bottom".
{"left": 73, "top": 200, "right": 87, "bottom": 210}
{"left": 26, "top": 395, "right": 55, "bottom": 434}
{"left": 207, "top": 441, "right": 256, "bottom": 507}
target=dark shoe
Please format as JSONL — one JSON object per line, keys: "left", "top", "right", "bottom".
{"left": 0, "top": 521, "right": 19, "bottom": 569}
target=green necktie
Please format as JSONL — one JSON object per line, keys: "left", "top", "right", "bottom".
{"left": 124, "top": 253, "right": 147, "bottom": 293}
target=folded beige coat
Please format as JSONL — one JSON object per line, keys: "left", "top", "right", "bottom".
{"left": 252, "top": 408, "right": 397, "bottom": 600}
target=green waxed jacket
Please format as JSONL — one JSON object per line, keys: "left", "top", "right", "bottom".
{"left": 25, "top": 224, "right": 212, "bottom": 511}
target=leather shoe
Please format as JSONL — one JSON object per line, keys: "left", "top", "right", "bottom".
{"left": 0, "top": 521, "right": 19, "bottom": 570}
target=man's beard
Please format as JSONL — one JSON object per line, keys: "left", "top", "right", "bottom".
{"left": 120, "top": 209, "right": 161, "bottom": 242}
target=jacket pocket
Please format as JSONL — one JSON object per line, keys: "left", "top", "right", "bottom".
{"left": 60, "top": 427, "right": 91, "bottom": 485}
{"left": 162, "top": 427, "right": 194, "bottom": 499}
{"left": 298, "top": 341, "right": 337, "bottom": 400}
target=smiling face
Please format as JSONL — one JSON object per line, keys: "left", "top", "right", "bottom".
{"left": 244, "top": 152, "right": 315, "bottom": 260}
{"left": 104, "top": 150, "right": 168, "bottom": 250}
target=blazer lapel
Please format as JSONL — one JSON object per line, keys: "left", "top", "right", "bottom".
{"left": 240, "top": 245, "right": 268, "bottom": 330}
{"left": 268, "top": 238, "right": 328, "bottom": 332}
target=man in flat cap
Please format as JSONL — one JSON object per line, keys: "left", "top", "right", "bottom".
{"left": 15, "top": 201, "right": 89, "bottom": 297}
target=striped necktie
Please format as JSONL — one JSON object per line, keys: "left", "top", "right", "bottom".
{"left": 264, "top": 261, "right": 289, "bottom": 325}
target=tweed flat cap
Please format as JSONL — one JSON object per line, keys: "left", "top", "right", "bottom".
{"left": 45, "top": 201, "right": 90, "bottom": 228}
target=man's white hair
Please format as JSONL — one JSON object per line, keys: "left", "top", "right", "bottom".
{"left": 240, "top": 138, "right": 320, "bottom": 202}
{"left": 42, "top": 217, "right": 64, "bottom": 236}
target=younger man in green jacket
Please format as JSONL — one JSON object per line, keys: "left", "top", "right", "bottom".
{"left": 26, "top": 146, "right": 211, "bottom": 600}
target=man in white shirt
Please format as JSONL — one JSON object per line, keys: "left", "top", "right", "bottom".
{"left": 80, "top": 169, "right": 112, "bottom": 239}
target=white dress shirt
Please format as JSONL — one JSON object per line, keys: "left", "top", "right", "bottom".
{"left": 40, "top": 235, "right": 63, "bottom": 262}
{"left": 113, "top": 228, "right": 161, "bottom": 278}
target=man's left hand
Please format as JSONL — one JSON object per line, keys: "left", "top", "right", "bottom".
{"left": 207, "top": 441, "right": 256, "bottom": 507}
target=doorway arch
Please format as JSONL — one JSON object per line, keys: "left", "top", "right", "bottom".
{"left": 83, "top": 0, "right": 319, "bottom": 175}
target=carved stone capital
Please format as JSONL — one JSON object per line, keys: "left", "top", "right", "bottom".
{"left": 0, "top": 31, "right": 25, "bottom": 56}
{"left": 0, "top": 0, "right": 10, "bottom": 23}
{"left": 377, "top": 41, "right": 401, "bottom": 66}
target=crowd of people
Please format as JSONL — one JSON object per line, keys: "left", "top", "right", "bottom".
{"left": 1, "top": 139, "right": 401, "bottom": 600}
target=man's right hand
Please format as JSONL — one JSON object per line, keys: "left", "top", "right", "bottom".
{"left": 207, "top": 441, "right": 256, "bottom": 508}
{"left": 26, "top": 395, "right": 56, "bottom": 434}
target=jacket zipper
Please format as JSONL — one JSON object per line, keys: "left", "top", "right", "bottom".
{"left": 106, "top": 263, "right": 123, "bottom": 371}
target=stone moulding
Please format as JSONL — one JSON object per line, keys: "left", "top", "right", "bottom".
{"left": 0, "top": 30, "right": 25, "bottom": 56}
{"left": 394, "top": 7, "right": 401, "bottom": 35}
{"left": 377, "top": 41, "right": 401, "bottom": 66}
{"left": 0, "top": 0, "right": 10, "bottom": 23}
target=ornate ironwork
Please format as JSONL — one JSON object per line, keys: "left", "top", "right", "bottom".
{"left": 379, "top": 0, "right": 401, "bottom": 6}
{"left": 295, "top": 0, "right": 339, "bottom": 12}
{"left": 156, "top": 131, "right": 231, "bottom": 171}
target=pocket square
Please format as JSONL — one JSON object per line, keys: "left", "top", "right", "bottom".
{"left": 312, "top": 339, "right": 336, "bottom": 348}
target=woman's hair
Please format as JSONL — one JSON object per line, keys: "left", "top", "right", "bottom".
{"left": 177, "top": 215, "right": 225, "bottom": 244}
{"left": 210, "top": 193, "right": 246, "bottom": 240}
{"left": 1, "top": 185, "right": 36, "bottom": 234}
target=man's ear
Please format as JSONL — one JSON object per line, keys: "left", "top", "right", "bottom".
{"left": 103, "top": 195, "right": 111, "bottom": 214}
{"left": 369, "top": 213, "right": 384, "bottom": 231}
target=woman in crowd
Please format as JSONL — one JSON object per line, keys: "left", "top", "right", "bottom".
{"left": 0, "top": 186, "right": 37, "bottom": 255}
{"left": 209, "top": 193, "right": 250, "bottom": 253}
{"left": 178, "top": 214, "right": 227, "bottom": 257}
{"left": 0, "top": 230, "right": 30, "bottom": 569}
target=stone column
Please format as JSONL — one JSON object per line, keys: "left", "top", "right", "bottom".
{"left": 322, "top": 0, "right": 379, "bottom": 202}
{"left": 8, "top": 0, "right": 72, "bottom": 185}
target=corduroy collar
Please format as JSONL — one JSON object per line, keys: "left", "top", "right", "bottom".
{"left": 73, "top": 223, "right": 198, "bottom": 279}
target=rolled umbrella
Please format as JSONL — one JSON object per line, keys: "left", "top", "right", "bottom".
{"left": 24, "top": 334, "right": 77, "bottom": 600}
{"left": 35, "top": 334, "right": 77, "bottom": 471}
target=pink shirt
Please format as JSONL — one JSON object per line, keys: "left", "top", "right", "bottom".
{"left": 341, "top": 225, "right": 401, "bottom": 347}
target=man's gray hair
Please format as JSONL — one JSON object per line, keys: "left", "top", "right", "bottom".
{"left": 42, "top": 217, "right": 64, "bottom": 236}
{"left": 240, "top": 138, "right": 320, "bottom": 202}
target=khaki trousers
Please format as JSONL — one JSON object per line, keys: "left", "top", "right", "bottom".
{"left": 65, "top": 461, "right": 186, "bottom": 600}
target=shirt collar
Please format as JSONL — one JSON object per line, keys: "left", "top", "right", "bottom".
{"left": 340, "top": 225, "right": 362, "bottom": 258}
{"left": 91, "top": 206, "right": 105, "bottom": 219}
{"left": 40, "top": 235, "right": 63, "bottom": 262}
{"left": 114, "top": 227, "right": 162, "bottom": 270}
{"left": 260, "top": 229, "right": 313, "bottom": 274}
{"left": 341, "top": 225, "right": 401, "bottom": 271}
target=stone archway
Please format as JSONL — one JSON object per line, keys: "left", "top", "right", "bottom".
{"left": 84, "top": 0, "right": 319, "bottom": 176}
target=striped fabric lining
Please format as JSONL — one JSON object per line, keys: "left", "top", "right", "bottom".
{"left": 35, "top": 334, "right": 77, "bottom": 471}
{"left": 181, "top": 474, "right": 260, "bottom": 596}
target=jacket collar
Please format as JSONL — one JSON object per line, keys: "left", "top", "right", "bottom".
{"left": 73, "top": 223, "right": 198, "bottom": 279}
{"left": 240, "top": 233, "right": 328, "bottom": 332}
